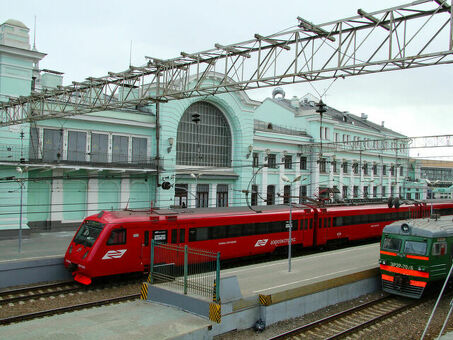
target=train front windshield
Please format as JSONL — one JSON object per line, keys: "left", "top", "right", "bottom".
{"left": 73, "top": 220, "right": 105, "bottom": 247}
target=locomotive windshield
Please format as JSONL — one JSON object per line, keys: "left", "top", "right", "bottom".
{"left": 73, "top": 220, "right": 105, "bottom": 247}
{"left": 382, "top": 237, "right": 402, "bottom": 252}
{"left": 404, "top": 240, "right": 427, "bottom": 256}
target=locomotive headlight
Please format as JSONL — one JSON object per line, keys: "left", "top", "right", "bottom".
{"left": 378, "top": 259, "right": 386, "bottom": 265}
{"left": 417, "top": 266, "right": 425, "bottom": 271}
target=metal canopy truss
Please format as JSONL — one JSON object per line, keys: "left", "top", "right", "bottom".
{"left": 303, "top": 134, "right": 453, "bottom": 155}
{"left": 1, "top": 0, "right": 453, "bottom": 126}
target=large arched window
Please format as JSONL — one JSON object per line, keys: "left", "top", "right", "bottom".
{"left": 176, "top": 102, "right": 232, "bottom": 167}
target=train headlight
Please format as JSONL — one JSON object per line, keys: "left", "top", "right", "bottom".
{"left": 417, "top": 266, "right": 425, "bottom": 271}
{"left": 379, "top": 259, "right": 386, "bottom": 265}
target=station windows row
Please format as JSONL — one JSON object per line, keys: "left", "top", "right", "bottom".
{"left": 29, "top": 127, "right": 149, "bottom": 165}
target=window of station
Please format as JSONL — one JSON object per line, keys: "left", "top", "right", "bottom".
{"left": 284, "top": 155, "right": 292, "bottom": 169}
{"left": 67, "top": 131, "right": 87, "bottom": 162}
{"left": 132, "top": 137, "right": 148, "bottom": 163}
{"left": 267, "top": 154, "right": 277, "bottom": 168}
{"left": 300, "top": 156, "right": 307, "bottom": 170}
{"left": 267, "top": 185, "right": 275, "bottom": 205}
{"left": 91, "top": 133, "right": 108, "bottom": 162}
{"left": 283, "top": 185, "right": 291, "bottom": 204}
{"left": 112, "top": 135, "right": 129, "bottom": 163}
{"left": 252, "top": 152, "right": 259, "bottom": 167}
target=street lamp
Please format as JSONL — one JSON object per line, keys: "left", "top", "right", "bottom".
{"left": 281, "top": 174, "right": 302, "bottom": 272}
{"left": 16, "top": 166, "right": 24, "bottom": 253}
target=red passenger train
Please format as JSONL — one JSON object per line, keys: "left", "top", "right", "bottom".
{"left": 64, "top": 201, "right": 453, "bottom": 285}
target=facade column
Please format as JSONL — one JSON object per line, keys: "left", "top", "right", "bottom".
{"left": 189, "top": 183, "right": 197, "bottom": 208}
{"left": 87, "top": 176, "right": 99, "bottom": 215}
{"left": 51, "top": 169, "right": 64, "bottom": 223}
{"left": 261, "top": 153, "right": 268, "bottom": 205}
{"left": 210, "top": 183, "right": 217, "bottom": 208}
{"left": 278, "top": 152, "right": 285, "bottom": 204}
{"left": 120, "top": 176, "right": 130, "bottom": 209}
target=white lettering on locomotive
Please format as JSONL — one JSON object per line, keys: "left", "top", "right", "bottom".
{"left": 270, "top": 238, "right": 295, "bottom": 246}
{"left": 390, "top": 262, "right": 414, "bottom": 270}
{"left": 255, "top": 239, "right": 269, "bottom": 247}
{"left": 102, "top": 249, "right": 127, "bottom": 260}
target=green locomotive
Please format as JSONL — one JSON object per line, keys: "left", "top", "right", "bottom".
{"left": 379, "top": 216, "right": 453, "bottom": 298}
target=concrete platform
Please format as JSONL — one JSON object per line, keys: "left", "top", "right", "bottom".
{"left": 0, "top": 300, "right": 212, "bottom": 340}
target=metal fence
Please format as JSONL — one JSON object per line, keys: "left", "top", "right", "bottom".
{"left": 148, "top": 240, "right": 220, "bottom": 303}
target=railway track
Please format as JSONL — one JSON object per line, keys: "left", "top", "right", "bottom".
{"left": 0, "top": 279, "right": 142, "bottom": 325}
{"left": 269, "top": 295, "right": 420, "bottom": 339}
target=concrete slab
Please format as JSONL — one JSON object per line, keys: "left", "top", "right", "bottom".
{"left": 0, "top": 300, "right": 212, "bottom": 340}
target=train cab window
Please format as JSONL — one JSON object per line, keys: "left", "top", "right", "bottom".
{"left": 404, "top": 240, "right": 427, "bottom": 256}
{"left": 171, "top": 229, "right": 178, "bottom": 244}
{"left": 74, "top": 220, "right": 104, "bottom": 247}
{"left": 107, "top": 229, "right": 126, "bottom": 245}
{"left": 382, "top": 237, "right": 401, "bottom": 252}
{"left": 179, "top": 228, "right": 185, "bottom": 243}
{"left": 432, "top": 242, "right": 447, "bottom": 256}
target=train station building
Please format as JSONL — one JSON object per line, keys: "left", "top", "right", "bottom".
{"left": 0, "top": 18, "right": 445, "bottom": 235}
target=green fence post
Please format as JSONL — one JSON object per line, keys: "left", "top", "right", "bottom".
{"left": 150, "top": 239, "right": 155, "bottom": 284}
{"left": 216, "top": 252, "right": 220, "bottom": 303}
{"left": 184, "top": 245, "right": 188, "bottom": 295}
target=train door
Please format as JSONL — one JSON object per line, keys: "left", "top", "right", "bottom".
{"left": 141, "top": 230, "right": 151, "bottom": 272}
{"left": 315, "top": 209, "right": 328, "bottom": 247}
{"left": 301, "top": 210, "right": 314, "bottom": 247}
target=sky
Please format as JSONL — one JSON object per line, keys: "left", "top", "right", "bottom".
{"left": 3, "top": 0, "right": 453, "bottom": 159}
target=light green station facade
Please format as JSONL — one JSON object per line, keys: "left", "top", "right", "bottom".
{"left": 0, "top": 19, "right": 429, "bottom": 236}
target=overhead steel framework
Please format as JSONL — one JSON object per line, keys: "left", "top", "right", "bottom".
{"left": 0, "top": 0, "right": 452, "bottom": 126}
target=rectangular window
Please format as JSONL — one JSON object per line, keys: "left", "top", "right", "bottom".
{"left": 373, "top": 186, "right": 377, "bottom": 198}
{"left": 107, "top": 229, "right": 127, "bottom": 245}
{"left": 267, "top": 185, "right": 275, "bottom": 205}
{"left": 332, "top": 161, "right": 337, "bottom": 173}
{"left": 43, "top": 128, "right": 63, "bottom": 162}
{"left": 343, "top": 186, "right": 348, "bottom": 198}
{"left": 29, "top": 127, "right": 40, "bottom": 160}
{"left": 91, "top": 133, "right": 108, "bottom": 163}
{"left": 175, "top": 184, "right": 188, "bottom": 208}
{"left": 353, "top": 162, "right": 359, "bottom": 175}
{"left": 300, "top": 156, "right": 307, "bottom": 170}
{"left": 252, "top": 152, "right": 259, "bottom": 167}
{"left": 373, "top": 164, "right": 378, "bottom": 176}
{"left": 319, "top": 158, "right": 327, "bottom": 173}
{"left": 112, "top": 135, "right": 129, "bottom": 163}
{"left": 67, "top": 131, "right": 87, "bottom": 162}
{"left": 144, "top": 231, "right": 149, "bottom": 246}
{"left": 132, "top": 137, "right": 147, "bottom": 163}
{"left": 382, "top": 165, "right": 387, "bottom": 175}
{"left": 382, "top": 186, "right": 387, "bottom": 197}
{"left": 196, "top": 184, "right": 209, "bottom": 208}
{"left": 404, "top": 240, "right": 427, "bottom": 256}
{"left": 267, "top": 154, "right": 277, "bottom": 168}
{"left": 283, "top": 185, "right": 291, "bottom": 204}
{"left": 343, "top": 162, "right": 348, "bottom": 174}
{"left": 299, "top": 185, "right": 307, "bottom": 204}
{"left": 251, "top": 185, "right": 258, "bottom": 206}
{"left": 216, "top": 184, "right": 228, "bottom": 207}
{"left": 382, "top": 237, "right": 401, "bottom": 252}
{"left": 390, "top": 165, "right": 395, "bottom": 176}
{"left": 400, "top": 166, "right": 404, "bottom": 176}
{"left": 171, "top": 229, "right": 178, "bottom": 243}
{"left": 363, "top": 163, "right": 368, "bottom": 176}
{"left": 353, "top": 186, "right": 358, "bottom": 198}
{"left": 284, "top": 155, "right": 292, "bottom": 169}
{"left": 363, "top": 186, "right": 368, "bottom": 198}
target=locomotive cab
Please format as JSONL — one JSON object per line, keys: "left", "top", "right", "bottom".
{"left": 379, "top": 218, "right": 453, "bottom": 298}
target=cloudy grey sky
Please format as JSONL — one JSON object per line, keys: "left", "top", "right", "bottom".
{"left": 3, "top": 0, "right": 453, "bottom": 158}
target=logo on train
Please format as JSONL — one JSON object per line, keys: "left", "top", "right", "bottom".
{"left": 255, "top": 239, "right": 269, "bottom": 247}
{"left": 102, "top": 249, "right": 127, "bottom": 260}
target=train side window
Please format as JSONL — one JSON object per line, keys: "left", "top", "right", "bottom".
{"left": 309, "top": 219, "right": 312, "bottom": 229}
{"left": 144, "top": 231, "right": 149, "bottom": 246}
{"left": 179, "top": 228, "right": 185, "bottom": 243}
{"left": 197, "top": 227, "right": 209, "bottom": 241}
{"left": 432, "top": 242, "right": 447, "bottom": 256}
{"left": 228, "top": 224, "right": 242, "bottom": 238}
{"left": 107, "top": 229, "right": 126, "bottom": 245}
{"left": 211, "top": 225, "right": 227, "bottom": 239}
{"left": 171, "top": 229, "right": 177, "bottom": 244}
{"left": 243, "top": 223, "right": 255, "bottom": 236}
{"left": 189, "top": 228, "right": 196, "bottom": 242}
